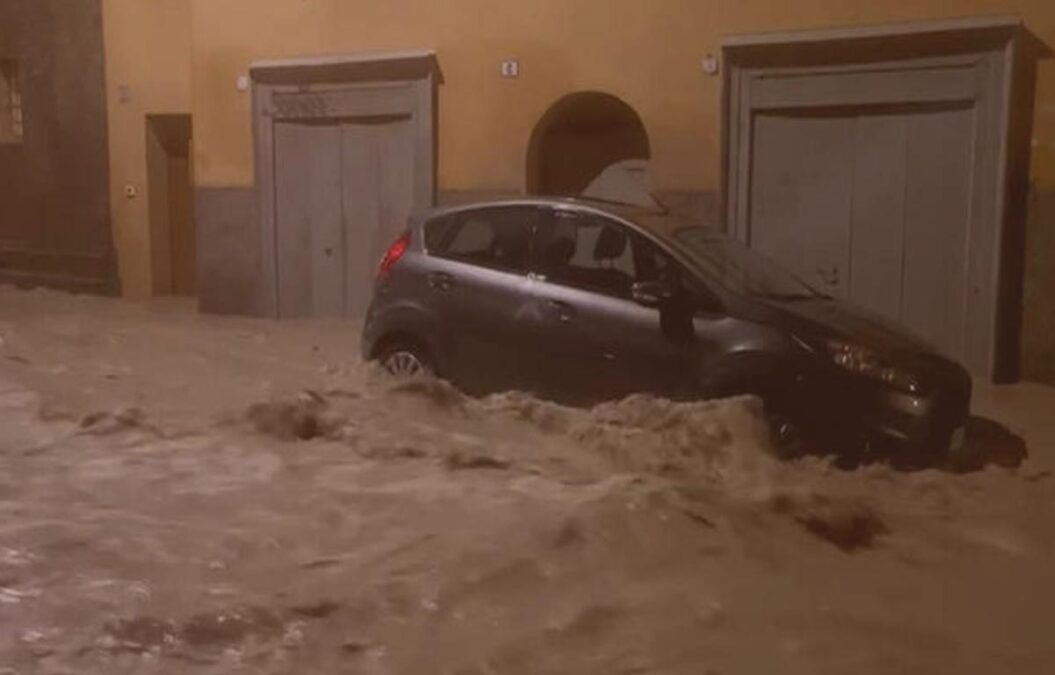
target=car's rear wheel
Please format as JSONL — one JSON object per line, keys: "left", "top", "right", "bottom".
{"left": 378, "top": 341, "right": 434, "bottom": 379}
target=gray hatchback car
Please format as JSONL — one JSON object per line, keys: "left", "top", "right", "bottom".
{"left": 362, "top": 197, "right": 971, "bottom": 462}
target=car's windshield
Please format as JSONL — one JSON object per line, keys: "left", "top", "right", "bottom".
{"left": 639, "top": 222, "right": 824, "bottom": 300}
{"left": 672, "top": 228, "right": 824, "bottom": 300}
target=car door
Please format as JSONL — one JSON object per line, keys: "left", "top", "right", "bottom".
{"left": 421, "top": 206, "right": 541, "bottom": 394}
{"left": 526, "top": 208, "right": 697, "bottom": 403}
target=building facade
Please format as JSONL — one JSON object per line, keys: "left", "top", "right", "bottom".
{"left": 11, "top": 1, "right": 1055, "bottom": 382}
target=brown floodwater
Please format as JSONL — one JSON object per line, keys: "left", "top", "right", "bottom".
{"left": 1, "top": 288, "right": 1053, "bottom": 674}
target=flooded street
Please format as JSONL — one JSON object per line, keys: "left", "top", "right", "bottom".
{"left": 1, "top": 288, "right": 1054, "bottom": 674}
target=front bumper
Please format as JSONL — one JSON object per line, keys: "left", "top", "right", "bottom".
{"left": 786, "top": 357, "right": 972, "bottom": 456}
{"left": 862, "top": 385, "right": 969, "bottom": 450}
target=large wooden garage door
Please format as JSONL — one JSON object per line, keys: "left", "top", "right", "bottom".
{"left": 749, "top": 103, "right": 976, "bottom": 360}
{"left": 723, "top": 32, "right": 1019, "bottom": 377}
{"left": 274, "top": 117, "right": 415, "bottom": 318}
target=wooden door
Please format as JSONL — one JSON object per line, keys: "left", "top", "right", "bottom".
{"left": 748, "top": 103, "right": 976, "bottom": 360}
{"left": 168, "top": 153, "right": 196, "bottom": 295}
{"left": 724, "top": 41, "right": 1018, "bottom": 378}
{"left": 847, "top": 113, "right": 910, "bottom": 320}
{"left": 274, "top": 121, "right": 342, "bottom": 317}
{"left": 750, "top": 113, "right": 855, "bottom": 298}
{"left": 274, "top": 116, "right": 416, "bottom": 318}
{"left": 341, "top": 116, "right": 415, "bottom": 318}
{"left": 898, "top": 104, "right": 974, "bottom": 359}
{"left": 146, "top": 114, "right": 195, "bottom": 296}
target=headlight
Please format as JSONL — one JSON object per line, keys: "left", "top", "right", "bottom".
{"left": 824, "top": 339, "right": 922, "bottom": 394}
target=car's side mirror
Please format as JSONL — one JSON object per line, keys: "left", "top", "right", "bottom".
{"left": 631, "top": 280, "right": 673, "bottom": 308}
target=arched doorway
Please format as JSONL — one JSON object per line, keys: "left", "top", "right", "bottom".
{"left": 526, "top": 92, "right": 650, "bottom": 197}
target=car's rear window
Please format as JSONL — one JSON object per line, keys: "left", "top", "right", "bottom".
{"left": 423, "top": 216, "right": 456, "bottom": 252}
{"left": 424, "top": 207, "right": 539, "bottom": 274}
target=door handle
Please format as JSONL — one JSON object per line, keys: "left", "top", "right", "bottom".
{"left": 427, "top": 272, "right": 454, "bottom": 291}
{"left": 546, "top": 299, "right": 574, "bottom": 323}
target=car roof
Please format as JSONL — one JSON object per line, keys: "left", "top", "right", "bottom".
{"left": 414, "top": 196, "right": 670, "bottom": 227}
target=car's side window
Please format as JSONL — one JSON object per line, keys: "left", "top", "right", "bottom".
{"left": 536, "top": 210, "right": 638, "bottom": 299}
{"left": 633, "top": 234, "right": 723, "bottom": 312}
{"left": 425, "top": 207, "right": 536, "bottom": 274}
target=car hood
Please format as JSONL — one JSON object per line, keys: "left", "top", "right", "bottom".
{"left": 756, "top": 296, "right": 939, "bottom": 357}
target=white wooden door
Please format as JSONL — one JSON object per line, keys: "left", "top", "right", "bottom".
{"left": 274, "top": 116, "right": 416, "bottom": 318}
{"left": 341, "top": 116, "right": 415, "bottom": 318}
{"left": 748, "top": 103, "right": 976, "bottom": 360}
{"left": 275, "top": 121, "right": 342, "bottom": 317}
{"left": 750, "top": 113, "right": 855, "bottom": 299}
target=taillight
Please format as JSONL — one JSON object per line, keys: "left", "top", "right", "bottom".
{"left": 377, "top": 231, "right": 410, "bottom": 280}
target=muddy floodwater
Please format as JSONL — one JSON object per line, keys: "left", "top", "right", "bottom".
{"left": 1, "top": 287, "right": 1054, "bottom": 674}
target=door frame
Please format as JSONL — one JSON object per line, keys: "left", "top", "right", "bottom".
{"left": 251, "top": 50, "right": 439, "bottom": 317}
{"left": 720, "top": 16, "right": 1036, "bottom": 380}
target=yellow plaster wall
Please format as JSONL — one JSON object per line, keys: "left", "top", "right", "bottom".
{"left": 101, "top": 1, "right": 1055, "bottom": 294}
{"left": 103, "top": 0, "right": 192, "bottom": 297}
{"left": 187, "top": 0, "right": 1055, "bottom": 192}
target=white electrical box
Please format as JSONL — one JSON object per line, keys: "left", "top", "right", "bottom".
{"left": 501, "top": 59, "right": 520, "bottom": 79}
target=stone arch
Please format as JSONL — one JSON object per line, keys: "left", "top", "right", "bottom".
{"left": 526, "top": 92, "right": 651, "bottom": 196}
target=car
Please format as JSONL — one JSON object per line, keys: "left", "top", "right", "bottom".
{"left": 361, "top": 197, "right": 972, "bottom": 465}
